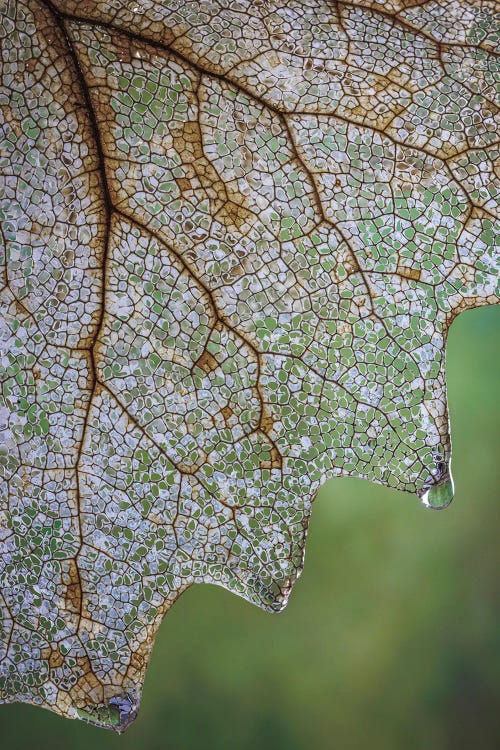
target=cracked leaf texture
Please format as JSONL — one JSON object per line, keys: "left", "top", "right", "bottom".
{"left": 0, "top": 0, "right": 499, "bottom": 732}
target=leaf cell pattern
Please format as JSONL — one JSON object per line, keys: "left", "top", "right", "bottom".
{"left": 0, "top": 0, "right": 499, "bottom": 731}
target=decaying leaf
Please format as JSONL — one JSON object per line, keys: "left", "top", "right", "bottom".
{"left": 0, "top": 0, "right": 498, "bottom": 732}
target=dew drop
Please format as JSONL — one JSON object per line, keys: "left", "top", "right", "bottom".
{"left": 109, "top": 692, "right": 139, "bottom": 733}
{"left": 75, "top": 691, "right": 138, "bottom": 732}
{"left": 419, "top": 475, "right": 454, "bottom": 510}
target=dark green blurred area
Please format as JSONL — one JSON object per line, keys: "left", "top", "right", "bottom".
{"left": 1, "top": 306, "right": 499, "bottom": 750}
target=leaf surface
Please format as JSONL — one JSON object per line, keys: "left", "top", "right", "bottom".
{"left": 0, "top": 0, "right": 498, "bottom": 731}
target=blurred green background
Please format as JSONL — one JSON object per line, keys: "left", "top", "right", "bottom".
{"left": 1, "top": 306, "right": 499, "bottom": 750}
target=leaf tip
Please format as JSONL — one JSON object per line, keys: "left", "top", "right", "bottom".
{"left": 74, "top": 690, "right": 139, "bottom": 734}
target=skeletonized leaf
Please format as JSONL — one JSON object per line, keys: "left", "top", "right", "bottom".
{"left": 0, "top": 0, "right": 498, "bottom": 731}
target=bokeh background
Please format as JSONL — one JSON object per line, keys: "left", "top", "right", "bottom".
{"left": 1, "top": 305, "right": 499, "bottom": 750}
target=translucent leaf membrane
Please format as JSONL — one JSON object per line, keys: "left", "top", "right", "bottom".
{"left": 0, "top": 0, "right": 499, "bottom": 731}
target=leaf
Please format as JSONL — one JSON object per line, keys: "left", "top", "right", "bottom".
{"left": 0, "top": 0, "right": 498, "bottom": 732}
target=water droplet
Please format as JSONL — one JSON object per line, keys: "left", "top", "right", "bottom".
{"left": 75, "top": 691, "right": 138, "bottom": 732}
{"left": 419, "top": 475, "right": 454, "bottom": 510}
{"left": 109, "top": 692, "right": 138, "bottom": 732}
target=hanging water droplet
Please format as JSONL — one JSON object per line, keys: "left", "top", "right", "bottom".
{"left": 419, "top": 475, "right": 454, "bottom": 510}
